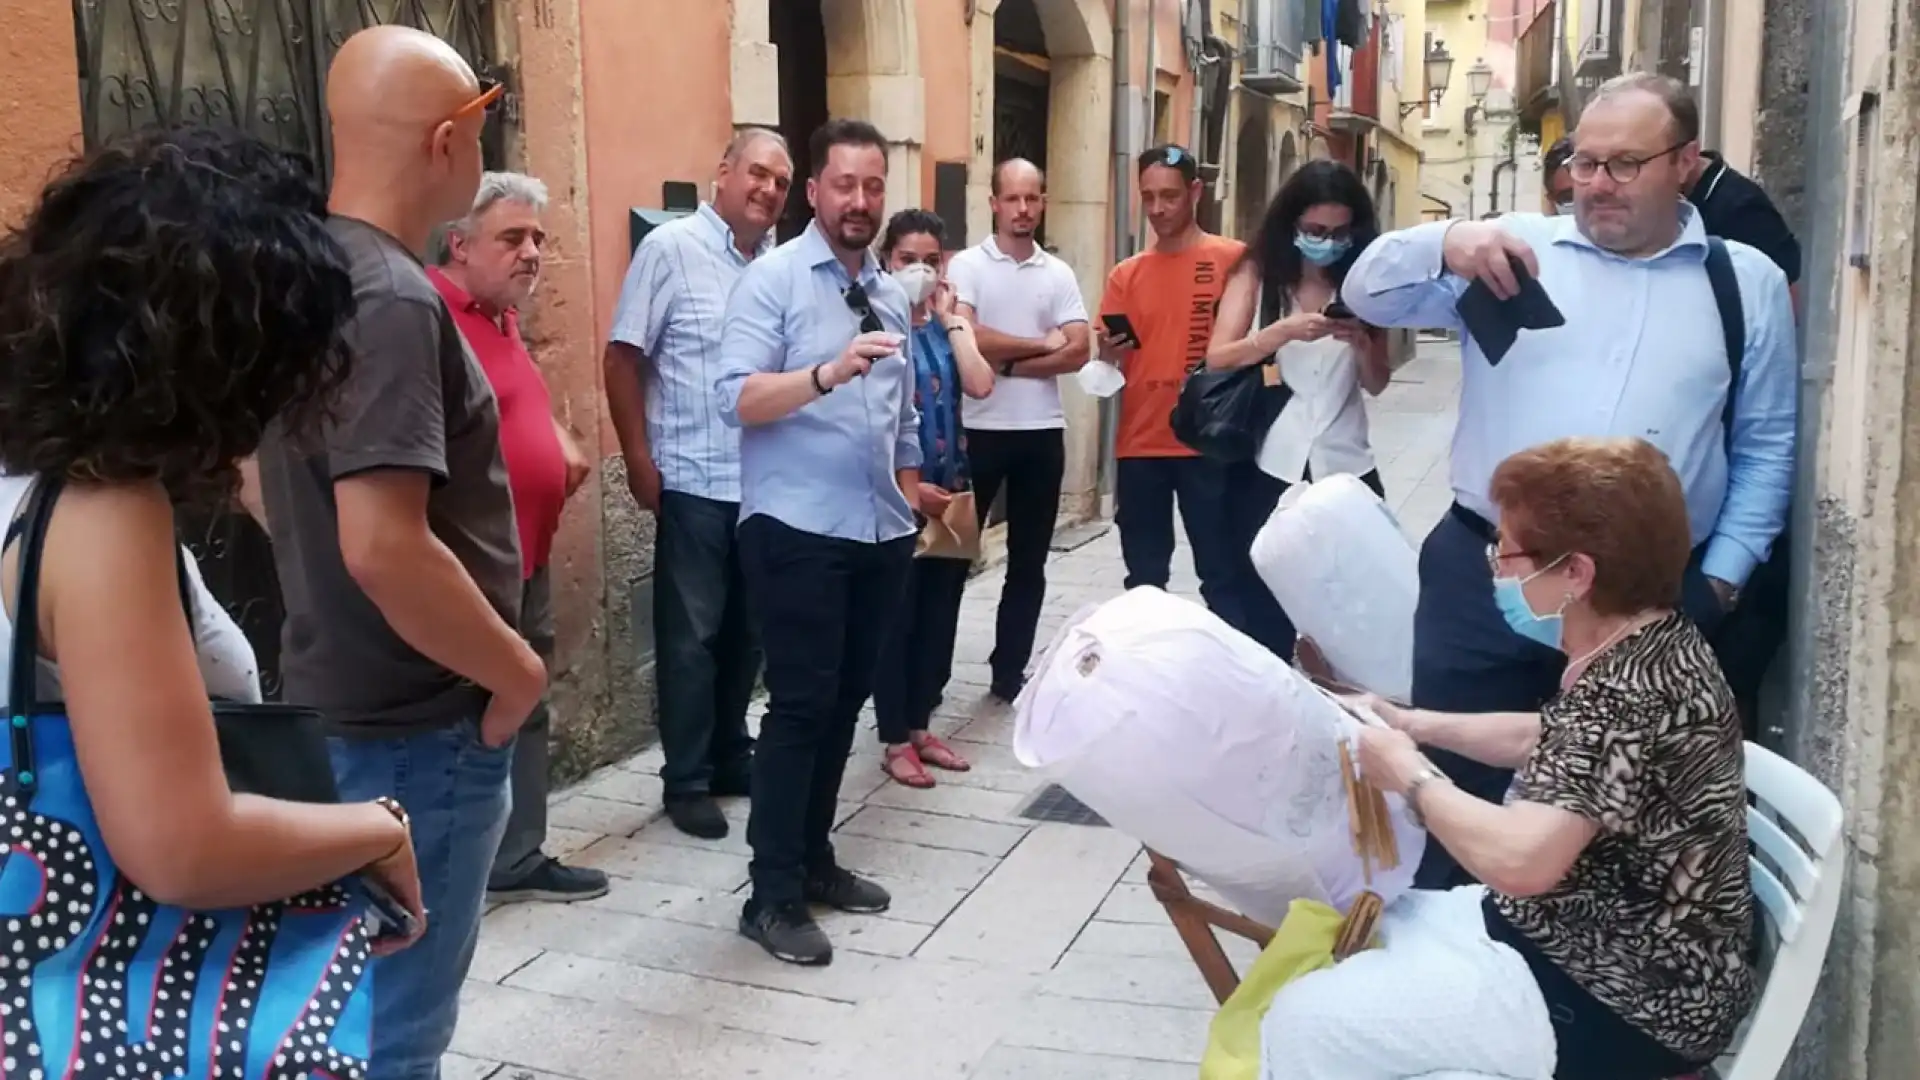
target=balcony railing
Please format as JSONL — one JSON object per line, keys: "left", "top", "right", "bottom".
{"left": 1575, "top": 0, "right": 1626, "bottom": 84}
{"left": 1240, "top": 0, "right": 1306, "bottom": 94}
{"left": 1514, "top": 0, "right": 1558, "bottom": 121}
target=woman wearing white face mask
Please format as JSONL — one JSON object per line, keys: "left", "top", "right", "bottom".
{"left": 870, "top": 211, "right": 995, "bottom": 788}
{"left": 1204, "top": 160, "right": 1392, "bottom": 660}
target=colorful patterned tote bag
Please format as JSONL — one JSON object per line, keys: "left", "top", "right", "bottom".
{"left": 0, "top": 477, "right": 378, "bottom": 1078}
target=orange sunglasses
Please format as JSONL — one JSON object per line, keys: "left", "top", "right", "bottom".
{"left": 448, "top": 78, "right": 504, "bottom": 124}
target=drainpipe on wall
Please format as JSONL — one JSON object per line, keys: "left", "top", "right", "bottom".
{"left": 1140, "top": 0, "right": 1159, "bottom": 242}
{"left": 1188, "top": 0, "right": 1208, "bottom": 158}
{"left": 1103, "top": 0, "right": 1135, "bottom": 504}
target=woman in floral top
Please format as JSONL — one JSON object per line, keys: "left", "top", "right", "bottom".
{"left": 872, "top": 211, "right": 996, "bottom": 788}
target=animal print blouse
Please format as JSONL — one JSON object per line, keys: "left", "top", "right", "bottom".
{"left": 1493, "top": 613, "right": 1757, "bottom": 1063}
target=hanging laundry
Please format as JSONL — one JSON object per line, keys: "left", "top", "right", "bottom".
{"left": 1323, "top": 0, "right": 1342, "bottom": 93}
{"left": 1336, "top": 0, "right": 1369, "bottom": 49}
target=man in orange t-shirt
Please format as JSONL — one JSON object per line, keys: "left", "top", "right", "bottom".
{"left": 1098, "top": 145, "right": 1245, "bottom": 620}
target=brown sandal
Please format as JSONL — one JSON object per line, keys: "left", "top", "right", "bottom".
{"left": 911, "top": 733, "right": 972, "bottom": 772}
{"left": 883, "top": 744, "right": 935, "bottom": 788}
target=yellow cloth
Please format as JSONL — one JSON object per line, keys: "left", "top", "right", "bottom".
{"left": 1199, "top": 899, "right": 1347, "bottom": 1080}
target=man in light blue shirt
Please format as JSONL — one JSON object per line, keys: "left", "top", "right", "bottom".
{"left": 604, "top": 128, "right": 792, "bottom": 841}
{"left": 715, "top": 118, "right": 922, "bottom": 966}
{"left": 1341, "top": 73, "right": 1796, "bottom": 887}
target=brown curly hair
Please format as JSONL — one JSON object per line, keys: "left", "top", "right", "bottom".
{"left": 0, "top": 125, "right": 356, "bottom": 508}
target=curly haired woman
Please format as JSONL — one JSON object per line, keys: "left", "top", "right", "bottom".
{"left": 0, "top": 125, "right": 421, "bottom": 1074}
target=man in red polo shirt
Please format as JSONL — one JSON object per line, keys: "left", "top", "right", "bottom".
{"left": 430, "top": 172, "right": 604, "bottom": 903}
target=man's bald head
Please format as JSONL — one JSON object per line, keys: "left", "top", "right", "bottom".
{"left": 990, "top": 158, "right": 1045, "bottom": 197}
{"left": 988, "top": 158, "right": 1047, "bottom": 242}
{"left": 324, "top": 25, "right": 490, "bottom": 245}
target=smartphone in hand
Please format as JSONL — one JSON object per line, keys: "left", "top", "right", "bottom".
{"left": 1323, "top": 299, "right": 1358, "bottom": 321}
{"left": 357, "top": 876, "right": 420, "bottom": 945}
{"left": 1100, "top": 312, "right": 1141, "bottom": 348}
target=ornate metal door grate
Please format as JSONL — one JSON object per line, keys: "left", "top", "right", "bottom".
{"left": 72, "top": 0, "right": 509, "bottom": 178}
{"left": 69, "top": 0, "right": 509, "bottom": 699}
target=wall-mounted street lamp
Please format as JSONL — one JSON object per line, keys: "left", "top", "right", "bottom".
{"left": 1462, "top": 58, "right": 1495, "bottom": 134}
{"left": 1401, "top": 40, "right": 1457, "bottom": 118}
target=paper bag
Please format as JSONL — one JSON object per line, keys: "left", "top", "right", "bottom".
{"left": 915, "top": 491, "right": 980, "bottom": 560}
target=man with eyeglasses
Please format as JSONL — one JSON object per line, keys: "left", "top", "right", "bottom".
{"left": 255, "top": 25, "right": 532, "bottom": 1074}
{"left": 715, "top": 118, "right": 921, "bottom": 966}
{"left": 1340, "top": 71, "right": 1796, "bottom": 889}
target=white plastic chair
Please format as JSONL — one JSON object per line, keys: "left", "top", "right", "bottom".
{"left": 1714, "top": 742, "right": 1848, "bottom": 1080}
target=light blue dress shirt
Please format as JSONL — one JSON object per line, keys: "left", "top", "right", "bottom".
{"left": 610, "top": 203, "right": 773, "bottom": 504}
{"left": 1342, "top": 208, "right": 1796, "bottom": 587}
{"left": 715, "top": 222, "right": 924, "bottom": 544}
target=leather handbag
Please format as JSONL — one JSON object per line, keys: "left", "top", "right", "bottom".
{"left": 1, "top": 475, "right": 375, "bottom": 1077}
{"left": 916, "top": 490, "right": 981, "bottom": 561}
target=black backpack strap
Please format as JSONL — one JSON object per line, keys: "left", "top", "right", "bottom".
{"left": 1703, "top": 237, "right": 1745, "bottom": 454}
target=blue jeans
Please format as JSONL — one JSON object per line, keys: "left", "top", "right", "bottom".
{"left": 329, "top": 721, "right": 515, "bottom": 1079}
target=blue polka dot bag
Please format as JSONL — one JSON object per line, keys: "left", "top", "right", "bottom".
{"left": 0, "top": 477, "right": 378, "bottom": 1079}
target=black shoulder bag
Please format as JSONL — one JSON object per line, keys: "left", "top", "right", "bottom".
{"left": 1169, "top": 278, "right": 1294, "bottom": 462}
{"left": 7, "top": 475, "right": 338, "bottom": 803}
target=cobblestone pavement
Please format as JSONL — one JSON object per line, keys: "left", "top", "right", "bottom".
{"left": 443, "top": 341, "right": 1462, "bottom": 1080}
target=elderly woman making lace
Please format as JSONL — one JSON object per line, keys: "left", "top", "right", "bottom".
{"left": 1262, "top": 436, "right": 1756, "bottom": 1080}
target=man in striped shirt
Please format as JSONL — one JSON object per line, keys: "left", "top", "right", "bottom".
{"left": 604, "top": 128, "right": 794, "bottom": 839}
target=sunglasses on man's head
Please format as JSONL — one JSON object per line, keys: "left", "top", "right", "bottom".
{"left": 843, "top": 282, "right": 884, "bottom": 335}
{"left": 448, "top": 78, "right": 505, "bottom": 124}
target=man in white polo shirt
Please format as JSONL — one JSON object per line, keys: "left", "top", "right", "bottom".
{"left": 947, "top": 158, "right": 1092, "bottom": 701}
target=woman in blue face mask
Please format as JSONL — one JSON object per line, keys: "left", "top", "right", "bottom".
{"left": 1202, "top": 159, "right": 1391, "bottom": 661}
{"left": 1320, "top": 436, "right": 1757, "bottom": 1080}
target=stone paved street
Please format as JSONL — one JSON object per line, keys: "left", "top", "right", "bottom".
{"left": 443, "top": 342, "right": 1462, "bottom": 1080}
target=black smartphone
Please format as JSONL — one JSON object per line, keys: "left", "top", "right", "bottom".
{"left": 1323, "top": 299, "right": 1357, "bottom": 320}
{"left": 1100, "top": 312, "right": 1141, "bottom": 346}
{"left": 357, "top": 877, "right": 420, "bottom": 944}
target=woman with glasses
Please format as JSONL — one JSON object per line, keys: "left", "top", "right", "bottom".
{"left": 871, "top": 210, "right": 995, "bottom": 788}
{"left": 0, "top": 125, "right": 422, "bottom": 1075}
{"left": 1259, "top": 437, "right": 1754, "bottom": 1080}
{"left": 1203, "top": 160, "right": 1392, "bottom": 660}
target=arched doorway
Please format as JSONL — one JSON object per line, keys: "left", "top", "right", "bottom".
{"left": 69, "top": 0, "right": 505, "bottom": 700}
{"left": 768, "top": 0, "right": 924, "bottom": 241}
{"left": 1277, "top": 130, "right": 1300, "bottom": 188}
{"left": 993, "top": 0, "right": 1052, "bottom": 244}
{"left": 1234, "top": 114, "right": 1272, "bottom": 240}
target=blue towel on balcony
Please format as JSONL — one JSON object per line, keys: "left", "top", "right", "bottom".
{"left": 1323, "top": 0, "right": 1340, "bottom": 92}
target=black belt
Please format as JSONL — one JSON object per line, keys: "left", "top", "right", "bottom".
{"left": 1449, "top": 502, "right": 1497, "bottom": 543}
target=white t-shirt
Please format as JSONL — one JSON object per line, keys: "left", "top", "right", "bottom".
{"left": 946, "top": 238, "right": 1090, "bottom": 431}
{"left": 0, "top": 474, "right": 262, "bottom": 707}
{"left": 1255, "top": 291, "right": 1375, "bottom": 483}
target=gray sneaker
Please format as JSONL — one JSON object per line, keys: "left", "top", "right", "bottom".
{"left": 740, "top": 898, "right": 833, "bottom": 965}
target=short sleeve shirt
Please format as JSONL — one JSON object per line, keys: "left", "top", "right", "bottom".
{"left": 1493, "top": 613, "right": 1757, "bottom": 1062}
{"left": 1689, "top": 153, "right": 1802, "bottom": 284}
{"left": 257, "top": 217, "right": 522, "bottom": 734}
{"left": 946, "top": 239, "right": 1089, "bottom": 431}
{"left": 1100, "top": 235, "right": 1245, "bottom": 458}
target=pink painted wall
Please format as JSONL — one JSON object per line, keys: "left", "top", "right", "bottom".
{"left": 1125, "top": 0, "right": 1198, "bottom": 147}
{"left": 0, "top": 0, "right": 82, "bottom": 228}
{"left": 919, "top": 0, "right": 976, "bottom": 210}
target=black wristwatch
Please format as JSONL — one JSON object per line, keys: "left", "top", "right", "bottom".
{"left": 810, "top": 365, "right": 833, "bottom": 395}
{"left": 999, "top": 360, "right": 1017, "bottom": 377}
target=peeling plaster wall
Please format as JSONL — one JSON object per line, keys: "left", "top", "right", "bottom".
{"left": 0, "top": 0, "right": 82, "bottom": 228}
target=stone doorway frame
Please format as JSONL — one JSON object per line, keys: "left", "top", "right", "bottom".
{"left": 966, "top": 0, "right": 1114, "bottom": 512}
{"left": 732, "top": 0, "right": 926, "bottom": 223}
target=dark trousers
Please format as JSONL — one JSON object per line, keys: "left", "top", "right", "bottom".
{"left": 491, "top": 568, "right": 556, "bottom": 885}
{"left": 1483, "top": 898, "right": 1706, "bottom": 1080}
{"left": 966, "top": 427, "right": 1065, "bottom": 689}
{"left": 1709, "top": 533, "right": 1791, "bottom": 741}
{"left": 1220, "top": 461, "right": 1385, "bottom": 660}
{"left": 1115, "top": 456, "right": 1239, "bottom": 618}
{"left": 654, "top": 491, "right": 759, "bottom": 798}
{"left": 1410, "top": 505, "right": 1726, "bottom": 888}
{"left": 873, "top": 554, "right": 972, "bottom": 744}
{"left": 739, "top": 514, "right": 913, "bottom": 905}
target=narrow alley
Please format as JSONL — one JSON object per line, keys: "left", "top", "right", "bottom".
{"left": 439, "top": 344, "right": 1462, "bottom": 1080}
